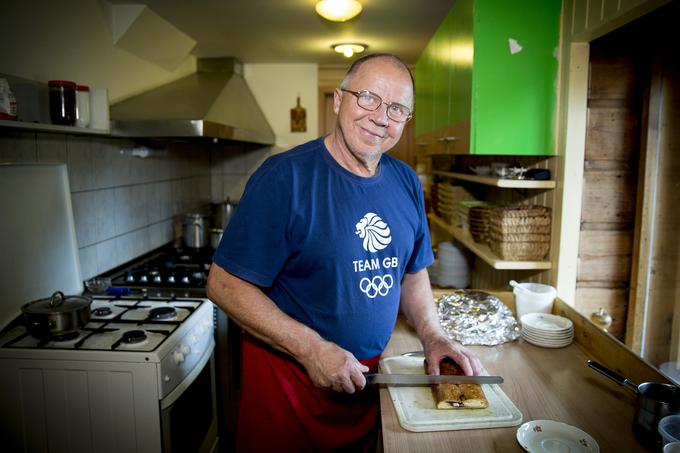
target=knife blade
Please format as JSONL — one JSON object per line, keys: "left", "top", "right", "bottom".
{"left": 363, "top": 373, "right": 503, "bottom": 386}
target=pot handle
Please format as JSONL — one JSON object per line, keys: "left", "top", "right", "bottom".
{"left": 48, "top": 291, "right": 65, "bottom": 308}
{"left": 587, "top": 360, "right": 639, "bottom": 393}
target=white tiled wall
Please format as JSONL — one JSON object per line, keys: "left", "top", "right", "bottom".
{"left": 0, "top": 130, "right": 273, "bottom": 280}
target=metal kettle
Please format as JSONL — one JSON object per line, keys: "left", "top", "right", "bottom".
{"left": 217, "top": 198, "right": 238, "bottom": 229}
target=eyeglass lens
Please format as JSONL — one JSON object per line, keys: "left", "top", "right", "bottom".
{"left": 347, "top": 90, "right": 411, "bottom": 122}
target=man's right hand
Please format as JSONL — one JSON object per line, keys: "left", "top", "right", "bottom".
{"left": 297, "top": 340, "right": 369, "bottom": 394}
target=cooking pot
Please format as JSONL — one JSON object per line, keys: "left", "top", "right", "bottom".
{"left": 21, "top": 291, "right": 91, "bottom": 337}
{"left": 210, "top": 228, "right": 223, "bottom": 249}
{"left": 588, "top": 360, "right": 680, "bottom": 449}
{"left": 183, "top": 212, "right": 209, "bottom": 249}
{"left": 215, "top": 199, "right": 238, "bottom": 229}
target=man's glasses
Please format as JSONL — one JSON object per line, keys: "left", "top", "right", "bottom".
{"left": 340, "top": 89, "right": 412, "bottom": 123}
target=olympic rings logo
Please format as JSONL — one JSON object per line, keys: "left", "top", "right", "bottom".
{"left": 359, "top": 275, "right": 394, "bottom": 299}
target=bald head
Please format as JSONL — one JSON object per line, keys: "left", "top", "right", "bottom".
{"left": 340, "top": 53, "right": 415, "bottom": 95}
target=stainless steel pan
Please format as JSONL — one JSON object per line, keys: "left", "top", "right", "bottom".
{"left": 21, "top": 291, "right": 91, "bottom": 338}
{"left": 587, "top": 359, "right": 680, "bottom": 449}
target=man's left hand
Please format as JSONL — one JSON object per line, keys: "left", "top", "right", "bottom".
{"left": 422, "top": 335, "right": 487, "bottom": 376}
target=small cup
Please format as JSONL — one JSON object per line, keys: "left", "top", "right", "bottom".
{"left": 660, "top": 415, "right": 680, "bottom": 448}
{"left": 85, "top": 277, "right": 111, "bottom": 294}
{"left": 666, "top": 442, "right": 680, "bottom": 453}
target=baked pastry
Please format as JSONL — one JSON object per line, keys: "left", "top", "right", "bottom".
{"left": 425, "top": 357, "right": 489, "bottom": 409}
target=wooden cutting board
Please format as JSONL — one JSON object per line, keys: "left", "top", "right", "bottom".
{"left": 380, "top": 355, "right": 523, "bottom": 432}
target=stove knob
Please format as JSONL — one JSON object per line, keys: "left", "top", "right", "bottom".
{"left": 181, "top": 276, "right": 190, "bottom": 284}
{"left": 173, "top": 350, "right": 185, "bottom": 365}
{"left": 168, "top": 275, "right": 176, "bottom": 284}
{"left": 180, "top": 343, "right": 191, "bottom": 355}
{"left": 139, "top": 275, "right": 148, "bottom": 283}
{"left": 126, "top": 273, "right": 135, "bottom": 283}
{"left": 153, "top": 275, "right": 162, "bottom": 283}
{"left": 164, "top": 375, "right": 171, "bottom": 383}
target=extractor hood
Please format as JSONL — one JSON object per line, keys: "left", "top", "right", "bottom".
{"left": 110, "top": 58, "right": 275, "bottom": 145}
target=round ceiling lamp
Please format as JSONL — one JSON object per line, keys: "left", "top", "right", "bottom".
{"left": 332, "top": 43, "right": 367, "bottom": 58}
{"left": 315, "top": 0, "right": 363, "bottom": 22}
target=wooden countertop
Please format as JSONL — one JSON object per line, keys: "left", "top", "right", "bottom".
{"left": 380, "top": 291, "right": 658, "bottom": 452}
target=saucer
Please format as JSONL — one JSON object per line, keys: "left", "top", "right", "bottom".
{"left": 516, "top": 420, "right": 599, "bottom": 452}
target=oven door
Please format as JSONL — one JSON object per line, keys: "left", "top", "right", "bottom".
{"left": 160, "top": 346, "right": 218, "bottom": 453}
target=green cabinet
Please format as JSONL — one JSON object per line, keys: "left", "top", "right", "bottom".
{"left": 415, "top": 0, "right": 561, "bottom": 155}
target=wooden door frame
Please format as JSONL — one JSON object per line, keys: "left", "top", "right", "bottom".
{"left": 626, "top": 56, "right": 664, "bottom": 352}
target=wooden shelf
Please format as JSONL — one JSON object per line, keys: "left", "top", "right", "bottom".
{"left": 0, "top": 120, "right": 109, "bottom": 136}
{"left": 428, "top": 213, "right": 552, "bottom": 270}
{"left": 431, "top": 170, "right": 556, "bottom": 189}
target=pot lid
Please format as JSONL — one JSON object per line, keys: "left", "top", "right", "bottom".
{"left": 22, "top": 291, "right": 91, "bottom": 315}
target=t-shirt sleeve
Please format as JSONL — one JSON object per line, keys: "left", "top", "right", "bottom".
{"left": 405, "top": 174, "right": 434, "bottom": 274}
{"left": 212, "top": 161, "right": 292, "bottom": 287}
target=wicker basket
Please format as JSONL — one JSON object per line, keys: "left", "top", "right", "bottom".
{"left": 468, "top": 206, "right": 492, "bottom": 243}
{"left": 487, "top": 205, "right": 552, "bottom": 260}
{"left": 489, "top": 241, "right": 551, "bottom": 261}
{"left": 487, "top": 231, "right": 551, "bottom": 243}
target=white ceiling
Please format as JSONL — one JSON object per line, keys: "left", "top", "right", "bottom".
{"left": 108, "top": 0, "right": 456, "bottom": 65}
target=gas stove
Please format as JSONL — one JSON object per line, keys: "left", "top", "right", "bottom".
{"left": 0, "top": 295, "right": 218, "bottom": 452}
{"left": 107, "top": 244, "right": 213, "bottom": 293}
{"left": 0, "top": 296, "right": 209, "bottom": 355}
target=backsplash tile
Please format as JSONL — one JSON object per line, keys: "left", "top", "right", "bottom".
{"left": 36, "top": 133, "right": 67, "bottom": 163}
{"left": 0, "top": 131, "right": 37, "bottom": 162}
{"left": 2, "top": 129, "right": 270, "bottom": 280}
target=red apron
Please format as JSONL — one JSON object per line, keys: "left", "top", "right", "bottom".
{"left": 236, "top": 333, "right": 381, "bottom": 452}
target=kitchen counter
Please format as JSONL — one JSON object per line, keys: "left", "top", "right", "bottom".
{"left": 380, "top": 291, "right": 666, "bottom": 452}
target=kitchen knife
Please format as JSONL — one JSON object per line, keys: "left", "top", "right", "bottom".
{"left": 364, "top": 373, "right": 503, "bottom": 386}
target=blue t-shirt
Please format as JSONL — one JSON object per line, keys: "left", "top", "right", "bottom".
{"left": 213, "top": 137, "right": 433, "bottom": 359}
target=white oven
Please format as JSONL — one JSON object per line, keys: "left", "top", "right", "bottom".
{"left": 0, "top": 296, "right": 218, "bottom": 453}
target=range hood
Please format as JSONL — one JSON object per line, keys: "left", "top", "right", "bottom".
{"left": 110, "top": 58, "right": 275, "bottom": 145}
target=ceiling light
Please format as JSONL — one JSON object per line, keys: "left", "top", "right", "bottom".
{"left": 315, "top": 0, "right": 363, "bottom": 22}
{"left": 332, "top": 43, "right": 367, "bottom": 58}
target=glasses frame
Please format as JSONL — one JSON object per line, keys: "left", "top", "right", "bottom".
{"left": 340, "top": 89, "right": 413, "bottom": 123}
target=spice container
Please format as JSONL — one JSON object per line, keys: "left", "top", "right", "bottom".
{"left": 75, "top": 85, "right": 90, "bottom": 128}
{"left": 48, "top": 80, "right": 76, "bottom": 125}
{"left": 0, "top": 78, "right": 17, "bottom": 120}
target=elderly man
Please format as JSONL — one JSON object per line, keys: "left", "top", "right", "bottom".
{"left": 207, "top": 53, "right": 484, "bottom": 452}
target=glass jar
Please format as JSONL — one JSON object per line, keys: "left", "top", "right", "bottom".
{"left": 75, "top": 85, "right": 90, "bottom": 128}
{"left": 48, "top": 80, "right": 76, "bottom": 125}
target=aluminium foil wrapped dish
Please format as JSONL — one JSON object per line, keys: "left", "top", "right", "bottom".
{"left": 436, "top": 290, "right": 520, "bottom": 346}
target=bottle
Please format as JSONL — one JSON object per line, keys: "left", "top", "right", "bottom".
{"left": 75, "top": 85, "right": 90, "bottom": 128}
{"left": 0, "top": 78, "right": 17, "bottom": 121}
{"left": 48, "top": 80, "right": 77, "bottom": 125}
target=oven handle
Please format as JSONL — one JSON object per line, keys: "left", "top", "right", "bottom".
{"left": 160, "top": 338, "right": 215, "bottom": 410}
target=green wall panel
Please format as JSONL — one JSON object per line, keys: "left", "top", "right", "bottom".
{"left": 472, "top": 0, "right": 560, "bottom": 155}
{"left": 415, "top": 0, "right": 560, "bottom": 155}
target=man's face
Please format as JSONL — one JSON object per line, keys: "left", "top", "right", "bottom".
{"left": 333, "top": 59, "right": 413, "bottom": 164}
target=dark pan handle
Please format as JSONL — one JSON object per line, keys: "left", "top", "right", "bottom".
{"left": 587, "top": 360, "right": 639, "bottom": 393}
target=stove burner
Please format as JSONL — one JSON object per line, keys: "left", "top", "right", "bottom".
{"left": 92, "top": 307, "right": 112, "bottom": 316}
{"left": 149, "top": 306, "right": 177, "bottom": 320}
{"left": 121, "top": 330, "right": 147, "bottom": 344}
{"left": 51, "top": 331, "right": 80, "bottom": 342}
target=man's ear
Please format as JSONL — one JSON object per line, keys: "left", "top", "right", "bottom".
{"left": 333, "top": 88, "right": 343, "bottom": 114}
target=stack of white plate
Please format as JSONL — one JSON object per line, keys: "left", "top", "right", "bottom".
{"left": 520, "top": 313, "right": 574, "bottom": 348}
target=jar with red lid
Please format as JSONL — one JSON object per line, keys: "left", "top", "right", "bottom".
{"left": 48, "top": 80, "right": 76, "bottom": 126}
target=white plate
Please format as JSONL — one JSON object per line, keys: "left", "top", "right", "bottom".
{"left": 521, "top": 313, "right": 573, "bottom": 332}
{"left": 522, "top": 332, "right": 574, "bottom": 345}
{"left": 522, "top": 325, "right": 574, "bottom": 339}
{"left": 516, "top": 420, "right": 599, "bottom": 452}
{"left": 521, "top": 333, "right": 573, "bottom": 348}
